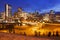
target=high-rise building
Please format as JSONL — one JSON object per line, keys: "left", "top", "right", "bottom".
{"left": 5, "top": 4, "right": 12, "bottom": 18}
{"left": 0, "top": 12, "right": 5, "bottom": 20}
{"left": 18, "top": 8, "right": 22, "bottom": 12}
{"left": 50, "top": 10, "right": 55, "bottom": 14}
{"left": 17, "top": 8, "right": 22, "bottom": 17}
{"left": 49, "top": 10, "right": 55, "bottom": 22}
{"left": 43, "top": 13, "right": 49, "bottom": 21}
{"left": 55, "top": 14, "right": 60, "bottom": 22}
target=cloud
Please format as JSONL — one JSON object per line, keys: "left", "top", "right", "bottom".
{"left": 41, "top": 4, "right": 60, "bottom": 13}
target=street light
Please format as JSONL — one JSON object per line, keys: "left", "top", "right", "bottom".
{"left": 22, "top": 23, "right": 26, "bottom": 26}
{"left": 43, "top": 22, "right": 45, "bottom": 23}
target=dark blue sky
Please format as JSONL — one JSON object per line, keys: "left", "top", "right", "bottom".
{"left": 0, "top": 0, "right": 60, "bottom": 13}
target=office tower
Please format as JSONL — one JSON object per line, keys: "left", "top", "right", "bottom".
{"left": 49, "top": 10, "right": 55, "bottom": 21}
{"left": 43, "top": 13, "right": 49, "bottom": 21}
{"left": 5, "top": 4, "right": 12, "bottom": 18}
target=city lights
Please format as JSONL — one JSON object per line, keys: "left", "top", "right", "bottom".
{"left": 0, "top": 4, "right": 60, "bottom": 37}
{"left": 0, "top": 0, "right": 60, "bottom": 40}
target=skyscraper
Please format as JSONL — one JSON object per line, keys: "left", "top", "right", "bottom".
{"left": 49, "top": 10, "right": 55, "bottom": 22}
{"left": 5, "top": 4, "right": 12, "bottom": 19}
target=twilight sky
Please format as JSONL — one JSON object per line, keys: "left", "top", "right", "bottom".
{"left": 0, "top": 0, "right": 60, "bottom": 13}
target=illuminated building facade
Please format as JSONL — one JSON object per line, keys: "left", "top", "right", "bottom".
{"left": 5, "top": 4, "right": 12, "bottom": 19}
{"left": 55, "top": 14, "right": 60, "bottom": 22}
{"left": 49, "top": 10, "right": 55, "bottom": 22}
{"left": 43, "top": 13, "right": 49, "bottom": 21}
{"left": 0, "top": 12, "right": 5, "bottom": 20}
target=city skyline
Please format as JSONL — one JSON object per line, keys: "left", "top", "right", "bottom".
{"left": 0, "top": 0, "right": 60, "bottom": 13}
